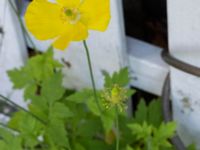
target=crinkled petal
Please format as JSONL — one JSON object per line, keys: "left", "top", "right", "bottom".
{"left": 71, "top": 22, "right": 88, "bottom": 41}
{"left": 79, "top": 0, "right": 111, "bottom": 31}
{"left": 53, "top": 34, "right": 71, "bottom": 50}
{"left": 56, "top": 0, "right": 81, "bottom": 7}
{"left": 53, "top": 23, "right": 88, "bottom": 50}
{"left": 25, "top": 0, "right": 65, "bottom": 40}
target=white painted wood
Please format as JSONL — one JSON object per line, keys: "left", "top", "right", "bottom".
{"left": 168, "top": 0, "right": 200, "bottom": 147}
{"left": 127, "top": 37, "right": 169, "bottom": 95}
{"left": 23, "top": 0, "right": 128, "bottom": 90}
{"left": 0, "top": 0, "right": 27, "bottom": 107}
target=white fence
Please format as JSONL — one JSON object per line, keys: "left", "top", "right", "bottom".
{"left": 1, "top": 0, "right": 200, "bottom": 148}
{"left": 0, "top": 0, "right": 27, "bottom": 108}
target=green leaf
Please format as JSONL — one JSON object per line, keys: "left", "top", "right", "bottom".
{"left": 117, "top": 115, "right": 135, "bottom": 145}
{"left": 24, "top": 84, "right": 37, "bottom": 100}
{"left": 27, "top": 47, "right": 62, "bottom": 81}
{"left": 7, "top": 67, "right": 34, "bottom": 89}
{"left": 29, "top": 103, "right": 48, "bottom": 122}
{"left": 127, "top": 89, "right": 136, "bottom": 97}
{"left": 0, "top": 141, "right": 6, "bottom": 150}
{"left": 77, "top": 118, "right": 102, "bottom": 138}
{"left": 134, "top": 99, "right": 163, "bottom": 127}
{"left": 102, "top": 70, "right": 113, "bottom": 88}
{"left": 74, "top": 143, "right": 86, "bottom": 150}
{"left": 8, "top": 111, "right": 43, "bottom": 148}
{"left": 128, "top": 122, "right": 152, "bottom": 140}
{"left": 8, "top": 111, "right": 43, "bottom": 133}
{"left": 112, "top": 67, "right": 129, "bottom": 86}
{"left": 134, "top": 99, "right": 148, "bottom": 124}
{"left": 80, "top": 139, "right": 113, "bottom": 150}
{"left": 126, "top": 145, "right": 134, "bottom": 150}
{"left": 41, "top": 72, "right": 65, "bottom": 105}
{"left": 103, "top": 67, "right": 130, "bottom": 88}
{"left": 86, "top": 97, "right": 101, "bottom": 116}
{"left": 187, "top": 144, "right": 196, "bottom": 150}
{"left": 50, "top": 102, "right": 74, "bottom": 120}
{"left": 148, "top": 100, "right": 163, "bottom": 127}
{"left": 101, "top": 109, "right": 116, "bottom": 133}
{"left": 7, "top": 48, "right": 63, "bottom": 103}
{"left": 153, "top": 122, "right": 176, "bottom": 148}
{"left": 157, "top": 122, "right": 176, "bottom": 139}
{"left": 45, "top": 119, "right": 70, "bottom": 149}
{"left": 128, "top": 121, "right": 177, "bottom": 150}
{"left": 28, "top": 95, "right": 49, "bottom": 121}
{"left": 66, "top": 89, "right": 93, "bottom": 103}
{"left": 0, "top": 128, "right": 22, "bottom": 150}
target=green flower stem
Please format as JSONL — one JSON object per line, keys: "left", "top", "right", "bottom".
{"left": 115, "top": 107, "right": 119, "bottom": 150}
{"left": 68, "top": 145, "right": 72, "bottom": 150}
{"left": 83, "top": 40, "right": 102, "bottom": 113}
{"left": 0, "top": 95, "right": 46, "bottom": 125}
{"left": 8, "top": 0, "right": 38, "bottom": 53}
{"left": 67, "top": 141, "right": 72, "bottom": 150}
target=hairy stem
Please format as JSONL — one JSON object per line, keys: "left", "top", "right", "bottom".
{"left": 115, "top": 107, "right": 119, "bottom": 150}
{"left": 83, "top": 40, "right": 102, "bottom": 113}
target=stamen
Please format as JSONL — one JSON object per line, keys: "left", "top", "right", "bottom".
{"left": 65, "top": 9, "right": 73, "bottom": 16}
{"left": 61, "top": 7, "right": 81, "bottom": 24}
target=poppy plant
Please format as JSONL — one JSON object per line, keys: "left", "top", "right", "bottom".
{"left": 25, "top": 0, "right": 110, "bottom": 50}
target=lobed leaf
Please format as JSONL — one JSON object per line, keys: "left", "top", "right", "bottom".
{"left": 103, "top": 67, "right": 130, "bottom": 88}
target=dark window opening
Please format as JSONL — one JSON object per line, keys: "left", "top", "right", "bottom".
{"left": 123, "top": 0, "right": 168, "bottom": 48}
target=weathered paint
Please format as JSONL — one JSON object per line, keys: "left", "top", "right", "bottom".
{"left": 127, "top": 37, "right": 168, "bottom": 95}
{"left": 168, "top": 0, "right": 200, "bottom": 147}
{"left": 0, "top": 0, "right": 27, "bottom": 107}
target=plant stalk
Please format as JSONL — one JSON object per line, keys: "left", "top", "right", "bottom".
{"left": 83, "top": 40, "right": 102, "bottom": 113}
{"left": 115, "top": 107, "right": 119, "bottom": 150}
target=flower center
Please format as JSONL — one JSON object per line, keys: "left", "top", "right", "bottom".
{"left": 65, "top": 9, "right": 73, "bottom": 16}
{"left": 61, "top": 8, "right": 81, "bottom": 24}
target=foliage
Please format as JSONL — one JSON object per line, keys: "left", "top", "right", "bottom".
{"left": 7, "top": 47, "right": 63, "bottom": 101}
{"left": 0, "top": 49, "right": 179, "bottom": 150}
{"left": 128, "top": 121, "right": 176, "bottom": 150}
{"left": 134, "top": 99, "right": 163, "bottom": 127}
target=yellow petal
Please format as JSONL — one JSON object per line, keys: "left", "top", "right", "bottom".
{"left": 71, "top": 22, "right": 88, "bottom": 41}
{"left": 53, "top": 34, "right": 71, "bottom": 50}
{"left": 79, "top": 0, "right": 111, "bottom": 31}
{"left": 52, "top": 23, "right": 88, "bottom": 50}
{"left": 56, "top": 0, "right": 81, "bottom": 7}
{"left": 25, "top": 0, "right": 65, "bottom": 40}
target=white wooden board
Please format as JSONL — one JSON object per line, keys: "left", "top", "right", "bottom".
{"left": 0, "top": 0, "right": 27, "bottom": 107}
{"left": 127, "top": 37, "right": 168, "bottom": 95}
{"left": 168, "top": 0, "right": 200, "bottom": 147}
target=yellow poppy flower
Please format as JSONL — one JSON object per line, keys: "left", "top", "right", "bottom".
{"left": 25, "top": 0, "right": 111, "bottom": 50}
